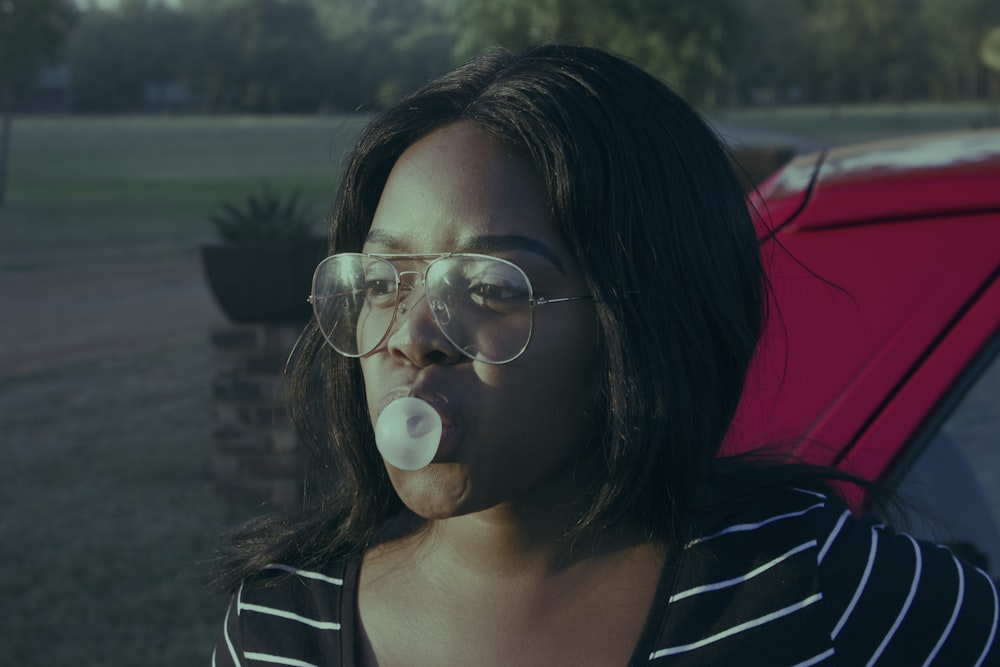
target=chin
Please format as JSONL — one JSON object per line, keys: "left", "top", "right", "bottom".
{"left": 389, "top": 465, "right": 476, "bottom": 519}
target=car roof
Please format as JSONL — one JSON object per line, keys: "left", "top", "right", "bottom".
{"left": 751, "top": 128, "right": 1000, "bottom": 234}
{"left": 730, "top": 130, "right": 1000, "bottom": 489}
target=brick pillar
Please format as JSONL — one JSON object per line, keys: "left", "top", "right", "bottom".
{"left": 210, "top": 325, "right": 306, "bottom": 508}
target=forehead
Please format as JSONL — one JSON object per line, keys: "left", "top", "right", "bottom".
{"left": 366, "top": 122, "right": 560, "bottom": 253}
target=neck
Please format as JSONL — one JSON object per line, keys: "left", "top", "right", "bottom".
{"left": 381, "top": 479, "right": 650, "bottom": 582}
{"left": 430, "top": 508, "right": 582, "bottom": 577}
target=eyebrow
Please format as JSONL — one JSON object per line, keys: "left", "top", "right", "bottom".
{"left": 364, "top": 230, "right": 567, "bottom": 273}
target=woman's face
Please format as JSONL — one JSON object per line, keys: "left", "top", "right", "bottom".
{"left": 359, "top": 121, "right": 602, "bottom": 520}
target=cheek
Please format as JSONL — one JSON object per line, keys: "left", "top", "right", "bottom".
{"left": 531, "top": 309, "right": 602, "bottom": 396}
{"left": 476, "top": 311, "right": 603, "bottom": 449}
{"left": 537, "top": 315, "right": 603, "bottom": 439}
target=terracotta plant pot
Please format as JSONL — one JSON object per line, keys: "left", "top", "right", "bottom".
{"left": 200, "top": 237, "right": 328, "bottom": 324}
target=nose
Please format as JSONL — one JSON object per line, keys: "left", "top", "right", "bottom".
{"left": 384, "top": 280, "right": 464, "bottom": 367}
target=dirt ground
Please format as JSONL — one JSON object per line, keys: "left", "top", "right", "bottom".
{"left": 1, "top": 257, "right": 226, "bottom": 377}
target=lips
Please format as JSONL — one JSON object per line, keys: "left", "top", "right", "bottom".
{"left": 431, "top": 424, "right": 458, "bottom": 462}
{"left": 377, "top": 388, "right": 459, "bottom": 463}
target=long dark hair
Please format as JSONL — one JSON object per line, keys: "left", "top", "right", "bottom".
{"left": 216, "top": 44, "right": 783, "bottom": 589}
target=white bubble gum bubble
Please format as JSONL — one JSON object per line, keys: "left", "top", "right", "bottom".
{"left": 374, "top": 397, "right": 442, "bottom": 470}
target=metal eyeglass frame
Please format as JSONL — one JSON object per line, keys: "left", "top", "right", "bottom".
{"left": 309, "top": 252, "right": 592, "bottom": 364}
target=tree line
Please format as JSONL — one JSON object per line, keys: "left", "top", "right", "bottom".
{"left": 9, "top": 0, "right": 1000, "bottom": 114}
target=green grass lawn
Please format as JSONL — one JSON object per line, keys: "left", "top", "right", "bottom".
{"left": 2, "top": 103, "right": 994, "bottom": 273}
{"left": 0, "top": 115, "right": 368, "bottom": 272}
{"left": 0, "top": 105, "right": 994, "bottom": 665}
{"left": 712, "top": 100, "right": 999, "bottom": 146}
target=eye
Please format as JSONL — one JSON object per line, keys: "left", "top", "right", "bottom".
{"left": 427, "top": 257, "right": 531, "bottom": 315}
{"left": 363, "top": 279, "right": 395, "bottom": 303}
{"left": 362, "top": 263, "right": 398, "bottom": 308}
{"left": 467, "top": 274, "right": 529, "bottom": 311}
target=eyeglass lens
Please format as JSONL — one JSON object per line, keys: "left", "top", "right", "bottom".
{"left": 311, "top": 254, "right": 535, "bottom": 363}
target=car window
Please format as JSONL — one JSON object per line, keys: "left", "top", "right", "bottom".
{"left": 893, "top": 346, "right": 1000, "bottom": 579}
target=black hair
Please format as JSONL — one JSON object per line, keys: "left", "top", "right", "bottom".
{"left": 215, "top": 44, "right": 834, "bottom": 590}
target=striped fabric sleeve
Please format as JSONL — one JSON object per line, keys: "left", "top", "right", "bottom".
{"left": 644, "top": 488, "right": 998, "bottom": 665}
{"left": 646, "top": 489, "right": 836, "bottom": 665}
{"left": 213, "top": 593, "right": 244, "bottom": 667}
{"left": 819, "top": 507, "right": 999, "bottom": 665}
{"left": 211, "top": 563, "right": 349, "bottom": 667}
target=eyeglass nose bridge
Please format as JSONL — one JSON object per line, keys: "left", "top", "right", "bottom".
{"left": 396, "top": 268, "right": 426, "bottom": 286}
{"left": 394, "top": 269, "right": 426, "bottom": 316}
{"left": 392, "top": 268, "right": 453, "bottom": 325}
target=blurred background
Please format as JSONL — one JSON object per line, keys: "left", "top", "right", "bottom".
{"left": 5, "top": 0, "right": 1000, "bottom": 115}
{"left": 1, "top": 0, "right": 999, "bottom": 664}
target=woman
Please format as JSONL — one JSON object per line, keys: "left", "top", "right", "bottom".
{"left": 213, "top": 45, "right": 998, "bottom": 666}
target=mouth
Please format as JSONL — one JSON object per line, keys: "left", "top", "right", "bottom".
{"left": 432, "top": 424, "right": 458, "bottom": 463}
{"left": 377, "top": 389, "right": 459, "bottom": 464}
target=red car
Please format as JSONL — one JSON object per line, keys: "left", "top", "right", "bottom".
{"left": 727, "top": 129, "right": 1000, "bottom": 577}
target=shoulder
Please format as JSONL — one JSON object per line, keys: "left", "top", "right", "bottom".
{"left": 646, "top": 488, "right": 843, "bottom": 663}
{"left": 650, "top": 487, "right": 998, "bottom": 664}
{"left": 680, "top": 485, "right": 842, "bottom": 581}
{"left": 815, "top": 492, "right": 999, "bottom": 665}
{"left": 212, "top": 559, "right": 359, "bottom": 667}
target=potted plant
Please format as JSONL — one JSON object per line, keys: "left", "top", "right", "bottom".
{"left": 201, "top": 183, "right": 328, "bottom": 324}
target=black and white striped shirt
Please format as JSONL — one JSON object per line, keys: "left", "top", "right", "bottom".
{"left": 213, "top": 488, "right": 999, "bottom": 665}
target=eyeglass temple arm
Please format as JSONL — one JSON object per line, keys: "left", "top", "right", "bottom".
{"left": 533, "top": 295, "right": 592, "bottom": 306}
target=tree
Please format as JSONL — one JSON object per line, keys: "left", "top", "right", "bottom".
{"left": 310, "top": 0, "right": 456, "bottom": 111}
{"left": 67, "top": 4, "right": 196, "bottom": 112}
{"left": 0, "top": 0, "right": 76, "bottom": 206}
{"left": 982, "top": 25, "right": 1000, "bottom": 117}
{"left": 921, "top": 0, "right": 1000, "bottom": 99}
{"left": 804, "top": 0, "right": 933, "bottom": 104}
{"left": 983, "top": 26, "right": 1000, "bottom": 72}
{"left": 723, "top": 0, "right": 812, "bottom": 105}
{"left": 448, "top": 0, "right": 746, "bottom": 105}
{"left": 182, "top": 0, "right": 334, "bottom": 112}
